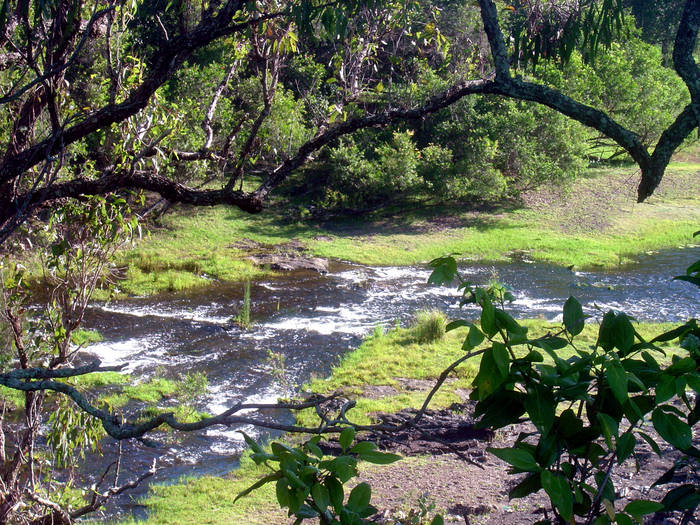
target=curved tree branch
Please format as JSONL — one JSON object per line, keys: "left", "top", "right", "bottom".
{"left": 0, "top": 1, "right": 295, "bottom": 185}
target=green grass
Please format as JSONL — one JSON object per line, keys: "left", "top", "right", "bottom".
{"left": 71, "top": 329, "right": 103, "bottom": 346}
{"left": 411, "top": 309, "right": 448, "bottom": 343}
{"left": 0, "top": 372, "right": 200, "bottom": 420}
{"left": 115, "top": 450, "right": 287, "bottom": 525}
{"left": 111, "top": 157, "right": 700, "bottom": 296}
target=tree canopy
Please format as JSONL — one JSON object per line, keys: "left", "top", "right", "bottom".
{"left": 0, "top": 0, "right": 698, "bottom": 243}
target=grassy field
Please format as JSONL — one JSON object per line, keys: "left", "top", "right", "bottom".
{"left": 115, "top": 317, "right": 683, "bottom": 524}
{"left": 116, "top": 157, "right": 700, "bottom": 296}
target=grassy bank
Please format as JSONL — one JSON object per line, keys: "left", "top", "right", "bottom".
{"left": 117, "top": 157, "right": 700, "bottom": 296}
{"left": 117, "top": 318, "right": 681, "bottom": 524}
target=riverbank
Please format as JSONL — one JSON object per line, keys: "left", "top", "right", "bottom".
{"left": 118, "top": 318, "right": 684, "bottom": 525}
{"left": 116, "top": 156, "right": 700, "bottom": 297}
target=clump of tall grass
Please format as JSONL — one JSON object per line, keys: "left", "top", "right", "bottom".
{"left": 411, "top": 309, "right": 447, "bottom": 343}
{"left": 235, "top": 279, "right": 252, "bottom": 329}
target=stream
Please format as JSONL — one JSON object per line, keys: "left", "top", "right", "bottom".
{"left": 79, "top": 248, "right": 699, "bottom": 519}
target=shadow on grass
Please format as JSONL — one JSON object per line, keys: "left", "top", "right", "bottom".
{"left": 224, "top": 198, "right": 525, "bottom": 241}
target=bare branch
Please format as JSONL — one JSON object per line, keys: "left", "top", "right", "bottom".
{"left": 2, "top": 360, "right": 124, "bottom": 380}
{"left": 69, "top": 460, "right": 157, "bottom": 520}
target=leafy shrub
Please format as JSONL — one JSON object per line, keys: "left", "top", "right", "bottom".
{"left": 237, "top": 427, "right": 414, "bottom": 525}
{"left": 428, "top": 247, "right": 700, "bottom": 525}
{"left": 375, "top": 131, "right": 421, "bottom": 192}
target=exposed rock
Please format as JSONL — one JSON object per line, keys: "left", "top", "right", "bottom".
{"left": 247, "top": 254, "right": 328, "bottom": 273}
{"left": 232, "top": 237, "right": 329, "bottom": 273}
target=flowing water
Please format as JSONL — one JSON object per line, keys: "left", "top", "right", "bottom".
{"left": 79, "top": 248, "right": 699, "bottom": 519}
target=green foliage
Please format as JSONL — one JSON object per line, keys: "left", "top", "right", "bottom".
{"left": 375, "top": 131, "right": 420, "bottom": 192}
{"left": 237, "top": 430, "right": 404, "bottom": 524}
{"left": 506, "top": 0, "right": 626, "bottom": 67}
{"left": 429, "top": 252, "right": 700, "bottom": 524}
{"left": 235, "top": 279, "right": 252, "bottom": 329}
{"left": 47, "top": 397, "right": 105, "bottom": 469}
{"left": 536, "top": 29, "right": 690, "bottom": 155}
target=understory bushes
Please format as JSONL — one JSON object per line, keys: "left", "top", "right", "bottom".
{"left": 279, "top": 25, "right": 688, "bottom": 217}
{"left": 289, "top": 96, "right": 588, "bottom": 214}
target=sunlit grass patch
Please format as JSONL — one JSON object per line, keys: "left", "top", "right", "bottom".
{"left": 115, "top": 450, "right": 286, "bottom": 525}
{"left": 70, "top": 329, "right": 103, "bottom": 347}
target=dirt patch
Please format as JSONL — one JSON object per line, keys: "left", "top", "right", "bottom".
{"left": 362, "top": 385, "right": 401, "bottom": 399}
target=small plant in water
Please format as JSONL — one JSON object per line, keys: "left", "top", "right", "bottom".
{"left": 265, "top": 350, "right": 291, "bottom": 392}
{"left": 412, "top": 309, "right": 447, "bottom": 343}
{"left": 235, "top": 279, "right": 252, "bottom": 329}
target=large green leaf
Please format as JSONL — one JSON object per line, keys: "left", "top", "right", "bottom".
{"left": 480, "top": 295, "right": 497, "bottom": 337}
{"left": 624, "top": 500, "right": 664, "bottom": 519}
{"left": 597, "top": 311, "right": 617, "bottom": 351}
{"left": 346, "top": 482, "right": 371, "bottom": 513}
{"left": 673, "top": 275, "right": 700, "bottom": 287}
{"left": 492, "top": 342, "right": 510, "bottom": 377}
{"left": 357, "top": 450, "right": 402, "bottom": 464}
{"left": 614, "top": 512, "right": 634, "bottom": 525}
{"left": 428, "top": 256, "right": 457, "bottom": 285}
{"left": 525, "top": 384, "right": 555, "bottom": 435}
{"left": 563, "top": 296, "right": 585, "bottom": 336}
{"left": 666, "top": 357, "right": 696, "bottom": 376}
{"left": 349, "top": 441, "right": 376, "bottom": 454}
{"left": 339, "top": 427, "right": 355, "bottom": 451}
{"left": 606, "top": 361, "right": 628, "bottom": 404}
{"left": 445, "top": 320, "right": 470, "bottom": 332}
{"left": 276, "top": 479, "right": 290, "bottom": 507}
{"left": 234, "top": 472, "right": 283, "bottom": 503}
{"left": 312, "top": 482, "right": 330, "bottom": 512}
{"left": 612, "top": 313, "right": 635, "bottom": 353}
{"left": 325, "top": 476, "right": 344, "bottom": 513}
{"left": 652, "top": 408, "right": 692, "bottom": 450}
{"left": 655, "top": 374, "right": 676, "bottom": 403}
{"left": 616, "top": 432, "right": 636, "bottom": 464}
{"left": 472, "top": 348, "right": 507, "bottom": 399}
{"left": 597, "top": 413, "right": 619, "bottom": 449}
{"left": 636, "top": 431, "right": 661, "bottom": 456}
{"left": 509, "top": 473, "right": 542, "bottom": 499}
{"left": 474, "top": 390, "right": 526, "bottom": 429}
{"left": 487, "top": 447, "right": 540, "bottom": 472}
{"left": 494, "top": 308, "right": 525, "bottom": 335}
{"left": 650, "top": 322, "right": 693, "bottom": 343}
{"left": 541, "top": 471, "right": 573, "bottom": 521}
{"left": 661, "top": 485, "right": 700, "bottom": 511}
{"left": 463, "top": 324, "right": 485, "bottom": 351}
{"left": 324, "top": 456, "right": 357, "bottom": 482}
